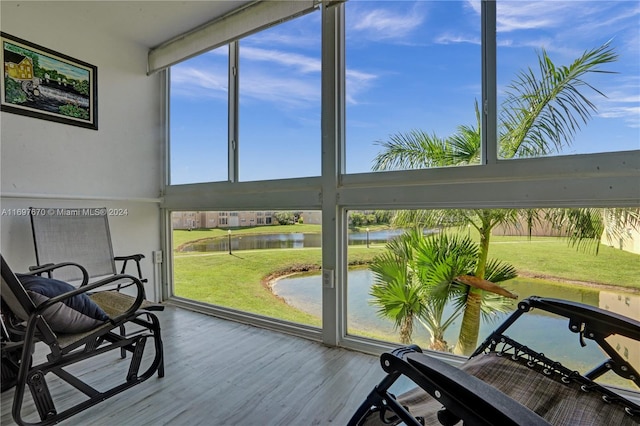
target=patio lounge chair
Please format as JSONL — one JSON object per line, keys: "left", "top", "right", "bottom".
{"left": 0, "top": 254, "right": 164, "bottom": 426}
{"left": 348, "top": 296, "right": 640, "bottom": 426}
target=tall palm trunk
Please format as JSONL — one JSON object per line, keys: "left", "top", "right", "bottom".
{"left": 400, "top": 314, "right": 414, "bottom": 344}
{"left": 429, "top": 331, "right": 449, "bottom": 352}
{"left": 475, "top": 213, "right": 493, "bottom": 279}
{"left": 454, "top": 215, "right": 493, "bottom": 355}
{"left": 453, "top": 289, "right": 483, "bottom": 355}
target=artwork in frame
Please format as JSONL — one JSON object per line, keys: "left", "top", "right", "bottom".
{"left": 1, "top": 32, "right": 97, "bottom": 130}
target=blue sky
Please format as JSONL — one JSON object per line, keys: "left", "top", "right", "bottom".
{"left": 170, "top": 0, "right": 639, "bottom": 184}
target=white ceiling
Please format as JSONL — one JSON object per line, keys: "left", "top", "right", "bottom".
{"left": 3, "top": 1, "right": 254, "bottom": 48}
{"left": 87, "top": 1, "right": 256, "bottom": 48}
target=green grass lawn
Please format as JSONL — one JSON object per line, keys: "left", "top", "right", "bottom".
{"left": 485, "top": 235, "right": 640, "bottom": 288}
{"left": 174, "top": 245, "right": 385, "bottom": 324}
{"left": 174, "top": 249, "right": 323, "bottom": 325}
{"left": 173, "top": 228, "right": 639, "bottom": 332}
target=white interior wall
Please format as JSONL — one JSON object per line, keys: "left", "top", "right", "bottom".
{"left": 0, "top": 2, "right": 163, "bottom": 300}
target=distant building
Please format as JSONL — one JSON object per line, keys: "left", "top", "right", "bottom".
{"left": 172, "top": 211, "right": 276, "bottom": 230}
{"left": 300, "top": 211, "right": 321, "bottom": 224}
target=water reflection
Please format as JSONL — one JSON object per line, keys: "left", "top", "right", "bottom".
{"left": 273, "top": 269, "right": 640, "bottom": 381}
{"left": 180, "top": 229, "right": 431, "bottom": 252}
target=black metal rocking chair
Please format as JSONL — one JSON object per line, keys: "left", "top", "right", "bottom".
{"left": 348, "top": 297, "right": 640, "bottom": 426}
{"left": 0, "top": 254, "right": 164, "bottom": 426}
{"left": 29, "top": 207, "right": 148, "bottom": 285}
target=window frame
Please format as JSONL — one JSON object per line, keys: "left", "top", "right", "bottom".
{"left": 161, "top": 0, "right": 640, "bottom": 358}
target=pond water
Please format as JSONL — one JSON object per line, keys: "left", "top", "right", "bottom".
{"left": 180, "top": 229, "right": 432, "bottom": 252}
{"left": 273, "top": 269, "right": 640, "bottom": 382}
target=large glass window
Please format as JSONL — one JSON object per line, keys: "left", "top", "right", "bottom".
{"left": 239, "top": 12, "right": 321, "bottom": 181}
{"left": 497, "top": 0, "right": 639, "bottom": 159}
{"left": 341, "top": 207, "right": 639, "bottom": 390}
{"left": 345, "top": 1, "right": 481, "bottom": 174}
{"left": 170, "top": 47, "right": 229, "bottom": 184}
{"left": 163, "top": 2, "right": 639, "bottom": 391}
{"left": 172, "top": 210, "right": 322, "bottom": 327}
{"left": 169, "top": 11, "right": 321, "bottom": 184}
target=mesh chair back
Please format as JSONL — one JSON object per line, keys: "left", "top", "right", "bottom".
{"left": 1, "top": 255, "right": 58, "bottom": 349}
{"left": 1, "top": 255, "right": 36, "bottom": 322}
{"left": 31, "top": 208, "right": 116, "bottom": 282}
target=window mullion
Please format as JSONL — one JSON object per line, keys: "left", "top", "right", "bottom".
{"left": 320, "top": 1, "right": 344, "bottom": 347}
{"left": 481, "top": 0, "right": 497, "bottom": 165}
{"left": 228, "top": 41, "right": 239, "bottom": 183}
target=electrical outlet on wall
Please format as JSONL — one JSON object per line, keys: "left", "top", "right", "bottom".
{"left": 322, "top": 269, "right": 334, "bottom": 288}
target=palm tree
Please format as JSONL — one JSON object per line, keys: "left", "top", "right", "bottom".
{"left": 369, "top": 230, "right": 427, "bottom": 345}
{"left": 372, "top": 41, "right": 637, "bottom": 355}
{"left": 370, "top": 229, "right": 516, "bottom": 351}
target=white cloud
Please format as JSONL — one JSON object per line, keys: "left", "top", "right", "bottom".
{"left": 241, "top": 66, "right": 378, "bottom": 108}
{"left": 241, "top": 46, "right": 320, "bottom": 74}
{"left": 349, "top": 5, "right": 425, "bottom": 41}
{"left": 170, "top": 66, "right": 227, "bottom": 100}
{"left": 243, "top": 28, "right": 319, "bottom": 50}
{"left": 599, "top": 105, "right": 640, "bottom": 119}
{"left": 495, "top": 2, "right": 567, "bottom": 32}
{"left": 242, "top": 74, "right": 319, "bottom": 108}
{"left": 239, "top": 47, "right": 319, "bottom": 108}
{"left": 467, "top": 1, "right": 634, "bottom": 36}
{"left": 173, "top": 45, "right": 377, "bottom": 108}
{"left": 596, "top": 76, "right": 640, "bottom": 128}
{"left": 435, "top": 33, "right": 480, "bottom": 45}
{"left": 346, "top": 69, "right": 378, "bottom": 105}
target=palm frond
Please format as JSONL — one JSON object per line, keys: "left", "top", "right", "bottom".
{"left": 448, "top": 101, "right": 482, "bottom": 165}
{"left": 544, "top": 208, "right": 605, "bottom": 253}
{"left": 369, "top": 278, "right": 425, "bottom": 343}
{"left": 499, "top": 41, "right": 618, "bottom": 158}
{"left": 370, "top": 251, "right": 408, "bottom": 287}
{"left": 479, "top": 292, "right": 514, "bottom": 323}
{"left": 448, "top": 125, "right": 481, "bottom": 165}
{"left": 391, "top": 209, "right": 471, "bottom": 229}
{"left": 483, "top": 259, "right": 518, "bottom": 284}
{"left": 372, "top": 130, "right": 450, "bottom": 171}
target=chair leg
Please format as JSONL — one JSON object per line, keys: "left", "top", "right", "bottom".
{"left": 1, "top": 342, "right": 22, "bottom": 392}
{"left": 126, "top": 336, "right": 146, "bottom": 381}
{"left": 119, "top": 324, "right": 126, "bottom": 358}
{"left": 27, "top": 370, "right": 56, "bottom": 421}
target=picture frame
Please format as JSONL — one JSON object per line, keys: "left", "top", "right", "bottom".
{"left": 1, "top": 32, "right": 97, "bottom": 130}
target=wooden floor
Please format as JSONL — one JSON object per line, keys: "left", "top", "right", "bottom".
{"left": 1, "top": 306, "right": 385, "bottom": 426}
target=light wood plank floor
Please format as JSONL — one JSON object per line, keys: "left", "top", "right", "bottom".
{"left": 1, "top": 306, "right": 385, "bottom": 426}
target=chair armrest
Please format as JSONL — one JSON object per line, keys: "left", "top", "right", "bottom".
{"left": 114, "top": 254, "right": 147, "bottom": 283}
{"left": 27, "top": 262, "right": 89, "bottom": 287}
{"left": 522, "top": 296, "right": 640, "bottom": 386}
{"left": 34, "top": 274, "right": 145, "bottom": 323}
{"left": 523, "top": 296, "right": 640, "bottom": 341}
{"left": 114, "top": 254, "right": 145, "bottom": 262}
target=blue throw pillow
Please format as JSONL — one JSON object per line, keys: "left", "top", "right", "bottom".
{"left": 16, "top": 273, "right": 109, "bottom": 333}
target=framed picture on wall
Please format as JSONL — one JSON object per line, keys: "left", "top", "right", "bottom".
{"left": 1, "top": 32, "right": 98, "bottom": 130}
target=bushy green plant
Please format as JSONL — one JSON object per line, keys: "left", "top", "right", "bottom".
{"left": 4, "top": 77, "right": 27, "bottom": 104}
{"left": 59, "top": 104, "right": 89, "bottom": 119}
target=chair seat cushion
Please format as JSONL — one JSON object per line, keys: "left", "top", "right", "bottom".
{"left": 16, "top": 274, "right": 109, "bottom": 333}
